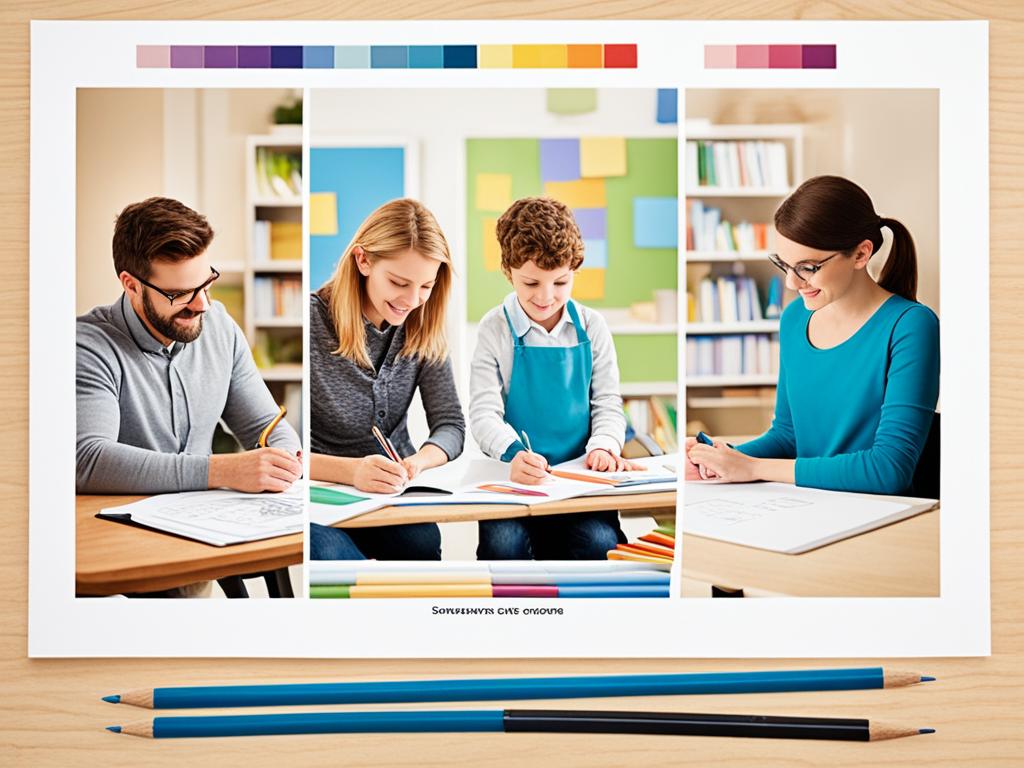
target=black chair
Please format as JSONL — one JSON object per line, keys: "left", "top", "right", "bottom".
{"left": 910, "top": 411, "right": 940, "bottom": 499}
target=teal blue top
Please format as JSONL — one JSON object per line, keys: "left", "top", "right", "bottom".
{"left": 737, "top": 294, "right": 939, "bottom": 495}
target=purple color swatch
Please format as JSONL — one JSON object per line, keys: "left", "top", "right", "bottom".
{"left": 271, "top": 46, "right": 303, "bottom": 68}
{"left": 573, "top": 208, "right": 607, "bottom": 239}
{"left": 238, "top": 46, "right": 271, "bottom": 68}
{"left": 170, "top": 46, "right": 203, "bottom": 68}
{"left": 204, "top": 46, "right": 237, "bottom": 68}
{"left": 539, "top": 138, "right": 580, "bottom": 182}
{"left": 802, "top": 44, "right": 837, "bottom": 69}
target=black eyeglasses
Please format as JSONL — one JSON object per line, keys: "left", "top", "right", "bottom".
{"left": 768, "top": 251, "right": 842, "bottom": 282}
{"left": 134, "top": 267, "right": 220, "bottom": 306}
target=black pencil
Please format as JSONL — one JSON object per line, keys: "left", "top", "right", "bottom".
{"left": 107, "top": 708, "right": 935, "bottom": 741}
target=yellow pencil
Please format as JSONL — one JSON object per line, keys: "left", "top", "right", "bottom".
{"left": 256, "top": 405, "right": 287, "bottom": 449}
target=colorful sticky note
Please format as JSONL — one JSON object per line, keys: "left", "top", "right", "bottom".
{"left": 540, "top": 139, "right": 580, "bottom": 182}
{"left": 573, "top": 208, "right": 607, "bottom": 239}
{"left": 582, "top": 239, "right": 608, "bottom": 269}
{"left": 309, "top": 192, "right": 338, "bottom": 236}
{"left": 573, "top": 268, "right": 606, "bottom": 300}
{"left": 633, "top": 197, "right": 678, "bottom": 248}
{"left": 479, "top": 45, "right": 514, "bottom": 68}
{"left": 543, "top": 178, "right": 606, "bottom": 208}
{"left": 483, "top": 218, "right": 501, "bottom": 272}
{"left": 546, "top": 89, "right": 597, "bottom": 115}
{"left": 580, "top": 137, "right": 627, "bottom": 178}
{"left": 656, "top": 89, "right": 678, "bottom": 124}
{"left": 476, "top": 173, "right": 512, "bottom": 211}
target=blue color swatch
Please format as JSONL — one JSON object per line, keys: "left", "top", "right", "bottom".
{"left": 633, "top": 197, "right": 678, "bottom": 248}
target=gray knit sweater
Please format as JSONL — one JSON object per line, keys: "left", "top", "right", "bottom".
{"left": 309, "top": 292, "right": 465, "bottom": 462}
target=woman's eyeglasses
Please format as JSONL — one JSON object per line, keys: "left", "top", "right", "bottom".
{"left": 134, "top": 267, "right": 220, "bottom": 306}
{"left": 767, "top": 251, "right": 842, "bottom": 282}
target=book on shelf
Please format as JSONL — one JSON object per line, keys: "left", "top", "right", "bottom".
{"left": 210, "top": 284, "right": 244, "bottom": 327}
{"left": 686, "top": 334, "right": 780, "bottom": 378}
{"left": 252, "top": 220, "right": 303, "bottom": 264}
{"left": 686, "top": 200, "right": 773, "bottom": 253}
{"left": 255, "top": 146, "right": 302, "bottom": 198}
{"left": 694, "top": 275, "right": 764, "bottom": 324}
{"left": 253, "top": 275, "right": 302, "bottom": 320}
{"left": 686, "top": 139, "right": 789, "bottom": 190}
{"left": 625, "top": 396, "right": 678, "bottom": 453}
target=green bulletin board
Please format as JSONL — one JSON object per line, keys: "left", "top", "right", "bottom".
{"left": 465, "top": 137, "right": 678, "bottom": 384}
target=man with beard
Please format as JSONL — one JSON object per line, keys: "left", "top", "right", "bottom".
{"left": 76, "top": 197, "right": 302, "bottom": 496}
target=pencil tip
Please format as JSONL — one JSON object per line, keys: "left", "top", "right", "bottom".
{"left": 919, "top": 728, "right": 936, "bottom": 735}
{"left": 920, "top": 676, "right": 936, "bottom": 682}
{"left": 105, "top": 726, "right": 122, "bottom": 734}
{"left": 102, "top": 694, "right": 121, "bottom": 703}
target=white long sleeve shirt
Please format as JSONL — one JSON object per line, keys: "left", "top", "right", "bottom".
{"left": 469, "top": 293, "right": 626, "bottom": 461}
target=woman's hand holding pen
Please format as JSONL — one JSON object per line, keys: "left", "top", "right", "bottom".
{"left": 687, "top": 440, "right": 756, "bottom": 483}
{"left": 511, "top": 450, "right": 548, "bottom": 485}
{"left": 585, "top": 448, "right": 645, "bottom": 473}
{"left": 353, "top": 454, "right": 409, "bottom": 494}
{"left": 684, "top": 436, "right": 717, "bottom": 481}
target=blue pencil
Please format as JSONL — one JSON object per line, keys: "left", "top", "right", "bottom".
{"left": 107, "top": 708, "right": 934, "bottom": 741}
{"left": 104, "top": 668, "right": 933, "bottom": 710}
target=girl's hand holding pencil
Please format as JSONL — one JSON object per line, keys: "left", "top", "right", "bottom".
{"left": 352, "top": 455, "right": 408, "bottom": 494}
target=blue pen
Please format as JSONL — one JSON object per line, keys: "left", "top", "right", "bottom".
{"left": 696, "top": 431, "right": 735, "bottom": 450}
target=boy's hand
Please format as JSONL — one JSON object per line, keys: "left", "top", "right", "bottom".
{"left": 585, "top": 448, "right": 645, "bottom": 473}
{"left": 353, "top": 454, "right": 408, "bottom": 494}
{"left": 510, "top": 450, "right": 548, "bottom": 485}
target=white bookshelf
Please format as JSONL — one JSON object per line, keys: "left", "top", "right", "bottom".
{"left": 686, "top": 123, "right": 802, "bottom": 430}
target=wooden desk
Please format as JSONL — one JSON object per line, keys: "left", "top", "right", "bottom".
{"left": 76, "top": 496, "right": 303, "bottom": 596}
{"left": 337, "top": 491, "right": 677, "bottom": 528}
{"left": 682, "top": 508, "right": 939, "bottom": 597}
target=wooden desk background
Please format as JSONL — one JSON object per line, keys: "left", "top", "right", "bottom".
{"left": 2, "top": 3, "right": 1020, "bottom": 766}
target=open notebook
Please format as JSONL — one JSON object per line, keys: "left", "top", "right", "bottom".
{"left": 682, "top": 481, "right": 938, "bottom": 554}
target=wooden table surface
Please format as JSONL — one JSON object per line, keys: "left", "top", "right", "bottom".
{"left": 339, "top": 491, "right": 676, "bottom": 527}
{"left": 3, "top": 3, "right": 1023, "bottom": 767}
{"left": 682, "top": 509, "right": 940, "bottom": 597}
{"left": 76, "top": 496, "right": 303, "bottom": 595}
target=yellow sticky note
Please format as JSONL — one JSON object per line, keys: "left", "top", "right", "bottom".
{"left": 580, "top": 137, "right": 627, "bottom": 178}
{"left": 543, "top": 178, "right": 606, "bottom": 208}
{"left": 573, "top": 268, "right": 606, "bottom": 300}
{"left": 483, "top": 218, "right": 501, "bottom": 271}
{"left": 309, "top": 192, "right": 338, "bottom": 236}
{"left": 476, "top": 173, "right": 512, "bottom": 211}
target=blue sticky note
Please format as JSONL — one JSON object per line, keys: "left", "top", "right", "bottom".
{"left": 633, "top": 197, "right": 678, "bottom": 248}
{"left": 583, "top": 239, "right": 608, "bottom": 269}
{"left": 656, "top": 89, "right": 678, "bottom": 124}
{"left": 574, "top": 208, "right": 607, "bottom": 239}
{"left": 540, "top": 139, "right": 580, "bottom": 182}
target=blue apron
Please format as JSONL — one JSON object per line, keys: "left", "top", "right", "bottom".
{"left": 502, "top": 300, "right": 592, "bottom": 466}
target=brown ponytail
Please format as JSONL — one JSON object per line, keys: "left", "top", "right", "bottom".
{"left": 774, "top": 176, "right": 918, "bottom": 301}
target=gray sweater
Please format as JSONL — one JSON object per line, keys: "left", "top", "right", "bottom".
{"left": 76, "top": 294, "right": 300, "bottom": 493}
{"left": 310, "top": 292, "right": 465, "bottom": 462}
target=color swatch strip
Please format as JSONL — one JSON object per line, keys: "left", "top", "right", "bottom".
{"left": 137, "top": 44, "right": 637, "bottom": 69}
{"left": 704, "top": 44, "right": 836, "bottom": 69}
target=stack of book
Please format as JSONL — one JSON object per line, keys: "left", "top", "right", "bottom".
{"left": 686, "top": 200, "right": 773, "bottom": 253}
{"left": 252, "top": 220, "right": 302, "bottom": 263}
{"left": 685, "top": 140, "right": 789, "bottom": 190}
{"left": 608, "top": 523, "right": 675, "bottom": 564}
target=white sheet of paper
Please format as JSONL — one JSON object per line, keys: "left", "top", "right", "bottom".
{"left": 683, "top": 481, "right": 937, "bottom": 554}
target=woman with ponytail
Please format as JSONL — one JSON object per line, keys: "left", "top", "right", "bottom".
{"left": 687, "top": 175, "right": 939, "bottom": 495}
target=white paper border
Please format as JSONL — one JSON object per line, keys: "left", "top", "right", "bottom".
{"left": 30, "top": 19, "right": 989, "bottom": 657}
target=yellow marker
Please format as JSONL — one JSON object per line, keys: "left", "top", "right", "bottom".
{"left": 256, "top": 405, "right": 287, "bottom": 448}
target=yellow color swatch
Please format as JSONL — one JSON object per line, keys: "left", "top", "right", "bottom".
{"left": 543, "top": 178, "right": 607, "bottom": 208}
{"left": 573, "top": 268, "right": 606, "bottom": 300}
{"left": 513, "top": 44, "right": 568, "bottom": 68}
{"left": 483, "top": 218, "right": 502, "bottom": 271}
{"left": 580, "top": 137, "right": 627, "bottom": 177}
{"left": 479, "top": 45, "right": 514, "bottom": 68}
{"left": 349, "top": 584, "right": 494, "bottom": 598}
{"left": 476, "top": 173, "right": 512, "bottom": 211}
{"left": 309, "top": 192, "right": 338, "bottom": 236}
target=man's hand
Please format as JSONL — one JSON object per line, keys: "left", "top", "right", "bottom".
{"left": 208, "top": 448, "right": 302, "bottom": 493}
